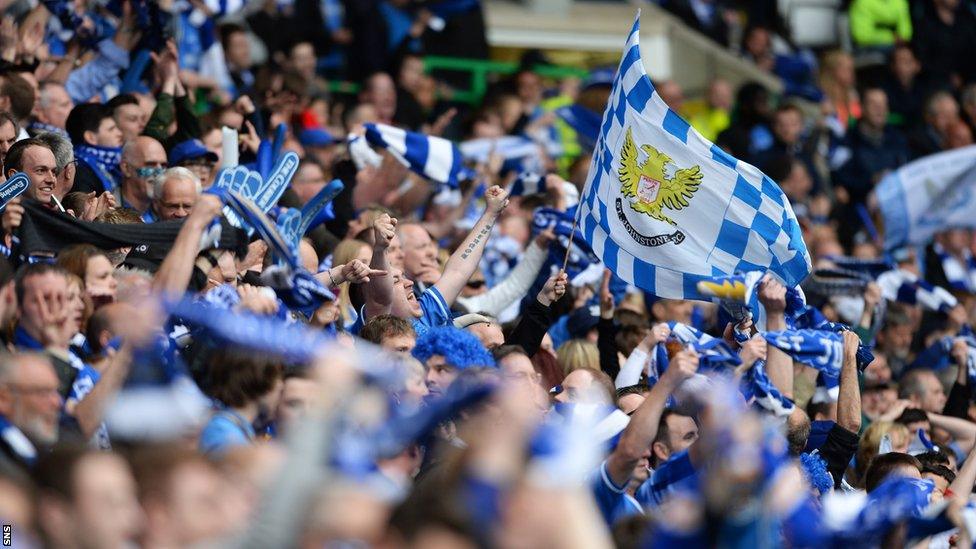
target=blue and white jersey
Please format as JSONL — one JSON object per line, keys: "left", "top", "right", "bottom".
{"left": 590, "top": 460, "right": 643, "bottom": 526}
{"left": 348, "top": 286, "right": 451, "bottom": 337}
{"left": 412, "top": 286, "right": 452, "bottom": 337}
{"left": 634, "top": 450, "right": 697, "bottom": 507}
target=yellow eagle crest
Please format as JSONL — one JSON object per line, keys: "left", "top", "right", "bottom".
{"left": 617, "top": 127, "right": 703, "bottom": 226}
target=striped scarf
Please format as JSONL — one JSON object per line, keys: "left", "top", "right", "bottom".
{"left": 28, "top": 121, "right": 68, "bottom": 138}
{"left": 74, "top": 144, "right": 123, "bottom": 193}
{"left": 934, "top": 243, "right": 976, "bottom": 293}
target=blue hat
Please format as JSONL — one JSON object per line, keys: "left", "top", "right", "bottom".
{"left": 299, "top": 127, "right": 335, "bottom": 148}
{"left": 582, "top": 66, "right": 616, "bottom": 90}
{"left": 169, "top": 139, "right": 218, "bottom": 165}
{"left": 566, "top": 305, "right": 600, "bottom": 339}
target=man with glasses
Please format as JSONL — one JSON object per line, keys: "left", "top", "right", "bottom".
{"left": 118, "top": 136, "right": 168, "bottom": 215}
{"left": 0, "top": 352, "right": 62, "bottom": 477}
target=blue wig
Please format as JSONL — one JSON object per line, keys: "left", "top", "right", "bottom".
{"left": 800, "top": 452, "right": 832, "bottom": 496}
{"left": 412, "top": 326, "right": 495, "bottom": 369}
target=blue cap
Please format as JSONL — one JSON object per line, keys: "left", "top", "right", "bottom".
{"left": 566, "top": 305, "right": 600, "bottom": 339}
{"left": 582, "top": 66, "right": 616, "bottom": 90}
{"left": 169, "top": 139, "right": 218, "bottom": 165}
{"left": 299, "top": 127, "right": 335, "bottom": 147}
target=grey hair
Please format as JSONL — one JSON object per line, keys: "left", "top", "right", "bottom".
{"left": 34, "top": 131, "right": 73, "bottom": 170}
{"left": 151, "top": 166, "right": 202, "bottom": 200}
{"left": 37, "top": 81, "right": 66, "bottom": 110}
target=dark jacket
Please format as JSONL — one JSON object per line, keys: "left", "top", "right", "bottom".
{"left": 833, "top": 122, "right": 909, "bottom": 202}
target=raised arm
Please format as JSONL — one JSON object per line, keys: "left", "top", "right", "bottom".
{"left": 615, "top": 324, "right": 670, "bottom": 389}
{"left": 759, "top": 276, "right": 794, "bottom": 398}
{"left": 836, "top": 331, "right": 862, "bottom": 434}
{"left": 950, "top": 444, "right": 976, "bottom": 497}
{"left": 68, "top": 347, "right": 132, "bottom": 438}
{"left": 597, "top": 269, "right": 620, "bottom": 378}
{"left": 606, "top": 349, "right": 698, "bottom": 487}
{"left": 433, "top": 185, "right": 509, "bottom": 307}
{"left": 929, "top": 413, "right": 976, "bottom": 455}
{"left": 152, "top": 195, "right": 224, "bottom": 296}
{"left": 508, "top": 271, "right": 567, "bottom": 356}
{"left": 364, "top": 214, "right": 396, "bottom": 318}
{"left": 943, "top": 338, "right": 972, "bottom": 419}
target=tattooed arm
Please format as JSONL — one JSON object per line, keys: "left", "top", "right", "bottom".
{"left": 433, "top": 185, "right": 510, "bottom": 307}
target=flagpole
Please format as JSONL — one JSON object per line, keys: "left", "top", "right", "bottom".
{"left": 561, "top": 204, "right": 583, "bottom": 273}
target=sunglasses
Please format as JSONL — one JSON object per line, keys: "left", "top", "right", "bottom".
{"left": 466, "top": 280, "right": 486, "bottom": 289}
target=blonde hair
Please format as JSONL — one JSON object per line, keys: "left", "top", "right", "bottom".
{"left": 855, "top": 421, "right": 910, "bottom": 486}
{"left": 556, "top": 339, "right": 600, "bottom": 374}
{"left": 331, "top": 240, "right": 371, "bottom": 328}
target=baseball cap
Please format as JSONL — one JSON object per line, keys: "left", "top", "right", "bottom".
{"left": 299, "top": 127, "right": 336, "bottom": 148}
{"left": 169, "top": 139, "right": 219, "bottom": 165}
{"left": 453, "top": 313, "right": 494, "bottom": 329}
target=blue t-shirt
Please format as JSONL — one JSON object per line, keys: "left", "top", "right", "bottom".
{"left": 198, "top": 410, "right": 255, "bottom": 456}
{"left": 351, "top": 286, "right": 453, "bottom": 337}
{"left": 412, "top": 286, "right": 452, "bottom": 337}
{"left": 590, "top": 460, "right": 643, "bottom": 525}
{"left": 635, "top": 450, "right": 697, "bottom": 507}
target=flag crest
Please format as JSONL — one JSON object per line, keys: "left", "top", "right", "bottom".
{"left": 579, "top": 14, "right": 811, "bottom": 300}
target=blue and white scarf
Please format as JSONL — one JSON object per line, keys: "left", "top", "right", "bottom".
{"left": 28, "top": 122, "right": 69, "bottom": 138}
{"left": 933, "top": 242, "right": 976, "bottom": 293}
{"left": 74, "top": 144, "right": 123, "bottom": 193}
{"left": 876, "top": 268, "right": 958, "bottom": 312}
{"left": 697, "top": 271, "right": 807, "bottom": 331}
{"left": 824, "top": 255, "right": 893, "bottom": 279}
{"left": 763, "top": 329, "right": 844, "bottom": 377}
{"left": 763, "top": 327, "right": 874, "bottom": 404}
{"left": 933, "top": 324, "right": 976, "bottom": 395}
{"left": 508, "top": 170, "right": 544, "bottom": 197}
{"left": 531, "top": 206, "right": 599, "bottom": 280}
{"left": 828, "top": 477, "right": 934, "bottom": 545}
{"left": 740, "top": 359, "right": 795, "bottom": 417}
{"left": 0, "top": 414, "right": 36, "bottom": 466}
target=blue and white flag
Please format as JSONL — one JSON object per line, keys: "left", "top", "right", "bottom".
{"left": 578, "top": 14, "right": 811, "bottom": 301}
{"left": 364, "top": 123, "right": 475, "bottom": 188}
{"left": 876, "top": 144, "right": 976, "bottom": 250}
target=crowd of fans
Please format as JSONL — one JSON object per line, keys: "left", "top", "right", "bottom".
{"left": 0, "top": 0, "right": 972, "bottom": 547}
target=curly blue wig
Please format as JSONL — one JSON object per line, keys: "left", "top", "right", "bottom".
{"left": 800, "top": 452, "right": 832, "bottom": 496}
{"left": 412, "top": 326, "right": 495, "bottom": 369}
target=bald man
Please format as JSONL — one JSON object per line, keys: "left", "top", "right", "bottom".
{"left": 396, "top": 223, "right": 440, "bottom": 287}
{"left": 118, "top": 136, "right": 168, "bottom": 214}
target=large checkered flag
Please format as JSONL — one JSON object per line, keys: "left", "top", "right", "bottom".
{"left": 579, "top": 13, "right": 811, "bottom": 300}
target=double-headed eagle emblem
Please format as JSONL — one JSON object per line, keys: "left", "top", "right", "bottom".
{"left": 617, "top": 127, "right": 703, "bottom": 226}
